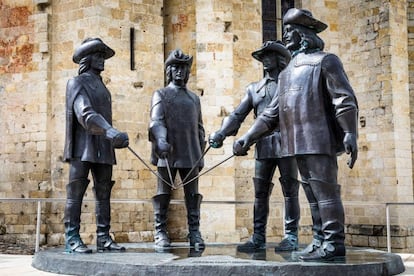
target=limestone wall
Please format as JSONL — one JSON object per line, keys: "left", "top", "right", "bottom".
{"left": 1, "top": 0, "right": 414, "bottom": 251}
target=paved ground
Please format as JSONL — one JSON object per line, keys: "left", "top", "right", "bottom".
{"left": 0, "top": 243, "right": 413, "bottom": 275}
{"left": 0, "top": 252, "right": 413, "bottom": 275}
{"left": 400, "top": 254, "right": 414, "bottom": 275}
{"left": 0, "top": 254, "right": 67, "bottom": 276}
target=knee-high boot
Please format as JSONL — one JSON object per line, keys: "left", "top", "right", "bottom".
{"left": 300, "top": 180, "right": 345, "bottom": 262}
{"left": 296, "top": 180, "right": 324, "bottom": 255}
{"left": 275, "top": 176, "right": 300, "bottom": 251}
{"left": 64, "top": 179, "right": 92, "bottom": 253}
{"left": 94, "top": 181, "right": 125, "bottom": 252}
{"left": 153, "top": 194, "right": 171, "bottom": 247}
{"left": 237, "top": 177, "right": 273, "bottom": 252}
{"left": 185, "top": 193, "right": 205, "bottom": 248}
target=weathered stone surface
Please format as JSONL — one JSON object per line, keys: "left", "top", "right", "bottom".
{"left": 32, "top": 243, "right": 405, "bottom": 276}
{"left": 1, "top": 0, "right": 414, "bottom": 251}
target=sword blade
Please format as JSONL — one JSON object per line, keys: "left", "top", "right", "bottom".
{"left": 179, "top": 145, "right": 211, "bottom": 186}
{"left": 127, "top": 146, "right": 175, "bottom": 189}
{"left": 164, "top": 157, "right": 175, "bottom": 189}
{"left": 174, "top": 154, "right": 234, "bottom": 189}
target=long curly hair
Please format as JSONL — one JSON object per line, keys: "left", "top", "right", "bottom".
{"left": 294, "top": 24, "right": 325, "bottom": 51}
{"left": 78, "top": 56, "right": 91, "bottom": 75}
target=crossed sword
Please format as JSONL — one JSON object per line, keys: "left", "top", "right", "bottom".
{"left": 127, "top": 145, "right": 234, "bottom": 190}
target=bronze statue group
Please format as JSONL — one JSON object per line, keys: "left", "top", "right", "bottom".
{"left": 63, "top": 8, "right": 358, "bottom": 263}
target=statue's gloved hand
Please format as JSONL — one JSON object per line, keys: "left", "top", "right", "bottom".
{"left": 209, "top": 131, "right": 225, "bottom": 148}
{"left": 233, "top": 135, "right": 250, "bottom": 156}
{"left": 106, "top": 127, "right": 129, "bottom": 148}
{"left": 156, "top": 139, "right": 171, "bottom": 159}
{"left": 343, "top": 132, "right": 358, "bottom": 169}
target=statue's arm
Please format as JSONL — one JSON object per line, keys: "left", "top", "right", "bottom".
{"left": 223, "top": 89, "right": 254, "bottom": 136}
{"left": 322, "top": 54, "right": 358, "bottom": 120}
{"left": 323, "top": 54, "right": 358, "bottom": 168}
{"left": 148, "top": 90, "right": 167, "bottom": 142}
{"left": 209, "top": 86, "right": 254, "bottom": 148}
{"left": 197, "top": 98, "right": 206, "bottom": 151}
{"left": 73, "top": 91, "right": 112, "bottom": 135}
{"left": 233, "top": 93, "right": 279, "bottom": 156}
{"left": 73, "top": 91, "right": 129, "bottom": 148}
{"left": 148, "top": 90, "right": 171, "bottom": 158}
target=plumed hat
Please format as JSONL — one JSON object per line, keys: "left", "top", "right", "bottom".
{"left": 165, "top": 49, "right": 193, "bottom": 68}
{"left": 251, "top": 40, "right": 291, "bottom": 65}
{"left": 283, "top": 8, "right": 328, "bottom": 33}
{"left": 72, "top": 38, "right": 115, "bottom": 64}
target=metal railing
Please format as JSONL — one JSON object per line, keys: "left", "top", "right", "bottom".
{"left": 2, "top": 198, "right": 407, "bottom": 253}
{"left": 386, "top": 202, "right": 414, "bottom": 253}
{"left": 0, "top": 197, "right": 281, "bottom": 253}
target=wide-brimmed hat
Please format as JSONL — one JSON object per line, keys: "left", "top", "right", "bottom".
{"left": 165, "top": 49, "right": 193, "bottom": 68}
{"left": 283, "top": 8, "right": 327, "bottom": 33}
{"left": 251, "top": 40, "right": 291, "bottom": 64}
{"left": 72, "top": 38, "right": 115, "bottom": 64}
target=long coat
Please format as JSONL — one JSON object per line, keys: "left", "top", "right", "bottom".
{"left": 260, "top": 51, "right": 358, "bottom": 157}
{"left": 149, "top": 82, "right": 205, "bottom": 168}
{"left": 63, "top": 72, "right": 116, "bottom": 164}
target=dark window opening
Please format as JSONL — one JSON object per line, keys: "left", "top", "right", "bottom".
{"left": 262, "top": 0, "right": 295, "bottom": 42}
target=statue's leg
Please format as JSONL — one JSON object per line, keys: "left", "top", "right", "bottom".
{"left": 182, "top": 168, "right": 205, "bottom": 248}
{"left": 237, "top": 177, "right": 273, "bottom": 252}
{"left": 64, "top": 178, "right": 91, "bottom": 253}
{"left": 94, "top": 179, "right": 125, "bottom": 252}
{"left": 152, "top": 193, "right": 171, "bottom": 247}
{"left": 152, "top": 167, "right": 174, "bottom": 248}
{"left": 297, "top": 155, "right": 345, "bottom": 262}
{"left": 300, "top": 180, "right": 345, "bottom": 261}
{"left": 184, "top": 193, "right": 204, "bottom": 248}
{"left": 295, "top": 180, "right": 324, "bottom": 256}
{"left": 274, "top": 175, "right": 300, "bottom": 251}
{"left": 92, "top": 163, "right": 124, "bottom": 252}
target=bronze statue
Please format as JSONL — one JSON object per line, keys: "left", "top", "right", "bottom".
{"left": 209, "top": 41, "right": 300, "bottom": 252}
{"left": 233, "top": 8, "right": 358, "bottom": 262}
{"left": 63, "top": 38, "right": 129, "bottom": 253}
{"left": 149, "top": 49, "right": 206, "bottom": 249}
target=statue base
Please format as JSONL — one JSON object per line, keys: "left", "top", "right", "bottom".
{"left": 32, "top": 243, "right": 405, "bottom": 275}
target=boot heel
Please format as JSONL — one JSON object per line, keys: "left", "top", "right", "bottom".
{"left": 97, "top": 235, "right": 126, "bottom": 252}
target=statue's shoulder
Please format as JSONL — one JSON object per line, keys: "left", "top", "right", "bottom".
{"left": 186, "top": 88, "right": 200, "bottom": 102}
{"left": 73, "top": 73, "right": 91, "bottom": 82}
{"left": 66, "top": 75, "right": 88, "bottom": 103}
{"left": 67, "top": 74, "right": 85, "bottom": 91}
{"left": 252, "top": 78, "right": 267, "bottom": 93}
{"left": 68, "top": 74, "right": 92, "bottom": 89}
{"left": 320, "top": 52, "right": 343, "bottom": 67}
{"left": 151, "top": 88, "right": 166, "bottom": 105}
{"left": 154, "top": 86, "right": 167, "bottom": 94}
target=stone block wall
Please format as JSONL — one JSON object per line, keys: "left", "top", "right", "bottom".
{"left": 45, "top": 0, "right": 166, "bottom": 244}
{"left": 1, "top": 0, "right": 414, "bottom": 251}
{"left": 0, "top": 0, "right": 51, "bottom": 244}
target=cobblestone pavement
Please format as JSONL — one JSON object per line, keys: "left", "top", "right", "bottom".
{"left": 0, "top": 241, "right": 34, "bottom": 255}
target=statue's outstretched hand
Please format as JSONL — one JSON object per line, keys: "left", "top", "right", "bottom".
{"left": 233, "top": 136, "right": 250, "bottom": 156}
{"left": 343, "top": 132, "right": 358, "bottom": 169}
{"left": 113, "top": 132, "right": 129, "bottom": 148}
{"left": 209, "top": 131, "right": 225, "bottom": 148}
{"left": 156, "top": 139, "right": 171, "bottom": 159}
{"left": 106, "top": 127, "right": 129, "bottom": 148}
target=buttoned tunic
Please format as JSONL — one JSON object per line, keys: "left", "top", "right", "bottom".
{"left": 260, "top": 51, "right": 358, "bottom": 157}
{"left": 149, "top": 82, "right": 205, "bottom": 168}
